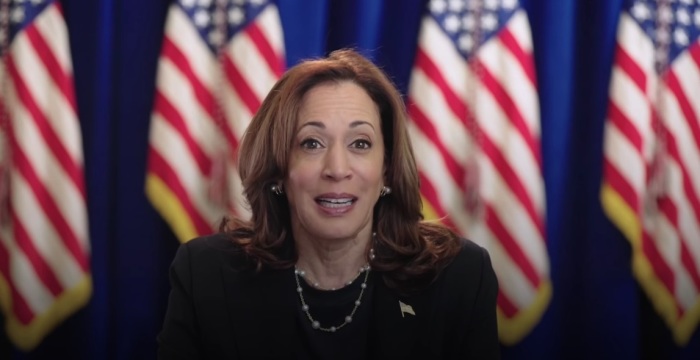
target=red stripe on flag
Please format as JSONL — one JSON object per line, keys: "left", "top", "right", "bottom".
{"left": 25, "top": 23, "right": 77, "bottom": 113}
{"left": 148, "top": 148, "right": 215, "bottom": 235}
{"left": 407, "top": 99, "right": 467, "bottom": 191}
{"left": 688, "top": 42, "right": 700, "bottom": 69}
{"left": 153, "top": 91, "right": 212, "bottom": 176}
{"left": 642, "top": 230, "right": 676, "bottom": 297}
{"left": 245, "top": 22, "right": 284, "bottom": 78}
{"left": 614, "top": 43, "right": 647, "bottom": 93}
{"left": 480, "top": 134, "right": 545, "bottom": 238}
{"left": 497, "top": 285, "right": 519, "bottom": 318}
{"left": 657, "top": 196, "right": 700, "bottom": 292}
{"left": 7, "top": 56, "right": 86, "bottom": 200}
{"left": 161, "top": 38, "right": 217, "bottom": 119}
{"left": 658, "top": 193, "right": 700, "bottom": 289}
{"left": 222, "top": 55, "right": 262, "bottom": 116}
{"left": 661, "top": 128, "right": 700, "bottom": 225}
{"left": 664, "top": 70, "right": 700, "bottom": 155}
{"left": 607, "top": 100, "right": 644, "bottom": 153}
{"left": 681, "top": 241, "right": 700, "bottom": 295}
{"left": 485, "top": 205, "right": 540, "bottom": 287}
{"left": 498, "top": 28, "right": 537, "bottom": 87}
{"left": 10, "top": 136, "right": 89, "bottom": 273}
{"left": 603, "top": 158, "right": 640, "bottom": 214}
{"left": 476, "top": 60, "right": 542, "bottom": 168}
{"left": 657, "top": 197, "right": 680, "bottom": 239}
{"left": 413, "top": 48, "right": 468, "bottom": 119}
{"left": 0, "top": 241, "right": 35, "bottom": 324}
{"left": 161, "top": 37, "right": 239, "bottom": 152}
{"left": 417, "top": 171, "right": 458, "bottom": 231}
{"left": 53, "top": 1, "right": 63, "bottom": 15}
{"left": 11, "top": 211, "right": 64, "bottom": 297}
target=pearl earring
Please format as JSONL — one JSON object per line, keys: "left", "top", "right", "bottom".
{"left": 380, "top": 186, "right": 391, "bottom": 197}
{"left": 270, "top": 184, "right": 283, "bottom": 195}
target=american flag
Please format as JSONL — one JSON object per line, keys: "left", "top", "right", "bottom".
{"left": 407, "top": 0, "right": 549, "bottom": 344}
{"left": 601, "top": 0, "right": 700, "bottom": 345}
{"left": 0, "top": 0, "right": 91, "bottom": 351}
{"left": 146, "top": 0, "right": 285, "bottom": 242}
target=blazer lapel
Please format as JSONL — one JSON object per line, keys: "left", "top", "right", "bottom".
{"left": 370, "top": 273, "right": 430, "bottom": 359}
{"left": 222, "top": 265, "right": 301, "bottom": 358}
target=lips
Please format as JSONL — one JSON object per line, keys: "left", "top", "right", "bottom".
{"left": 316, "top": 197, "right": 355, "bottom": 208}
{"left": 314, "top": 193, "right": 357, "bottom": 213}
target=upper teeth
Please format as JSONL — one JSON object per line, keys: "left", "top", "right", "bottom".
{"left": 319, "top": 198, "right": 353, "bottom": 203}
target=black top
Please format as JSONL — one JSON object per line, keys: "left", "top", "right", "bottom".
{"left": 296, "top": 269, "right": 374, "bottom": 359}
{"left": 157, "top": 233, "right": 500, "bottom": 359}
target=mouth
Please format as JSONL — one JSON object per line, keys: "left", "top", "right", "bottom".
{"left": 315, "top": 197, "right": 357, "bottom": 208}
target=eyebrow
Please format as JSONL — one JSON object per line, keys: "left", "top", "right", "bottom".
{"left": 298, "top": 120, "right": 376, "bottom": 131}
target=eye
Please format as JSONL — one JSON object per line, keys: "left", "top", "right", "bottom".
{"left": 352, "top": 139, "right": 372, "bottom": 150}
{"left": 300, "top": 138, "right": 322, "bottom": 149}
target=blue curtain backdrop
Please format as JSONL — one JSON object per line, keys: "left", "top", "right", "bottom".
{"left": 2, "top": 0, "right": 699, "bottom": 358}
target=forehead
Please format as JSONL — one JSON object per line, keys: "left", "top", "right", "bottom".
{"left": 297, "top": 81, "right": 380, "bottom": 126}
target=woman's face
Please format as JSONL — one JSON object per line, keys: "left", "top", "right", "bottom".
{"left": 285, "top": 81, "right": 385, "bottom": 244}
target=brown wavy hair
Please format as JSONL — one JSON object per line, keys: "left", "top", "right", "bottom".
{"left": 222, "top": 48, "right": 462, "bottom": 292}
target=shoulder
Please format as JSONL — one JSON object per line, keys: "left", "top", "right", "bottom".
{"left": 452, "top": 239, "right": 493, "bottom": 272}
{"left": 427, "top": 239, "right": 500, "bottom": 358}
{"left": 181, "top": 232, "right": 237, "bottom": 253}
{"left": 424, "top": 238, "right": 498, "bottom": 330}
{"left": 171, "top": 232, "right": 250, "bottom": 272}
{"left": 436, "top": 238, "right": 497, "bottom": 291}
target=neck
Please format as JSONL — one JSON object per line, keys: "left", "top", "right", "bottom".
{"left": 294, "top": 232, "right": 373, "bottom": 290}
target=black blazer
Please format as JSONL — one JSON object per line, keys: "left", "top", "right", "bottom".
{"left": 158, "top": 234, "right": 499, "bottom": 359}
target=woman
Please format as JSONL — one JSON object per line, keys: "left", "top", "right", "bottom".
{"left": 158, "top": 49, "right": 499, "bottom": 359}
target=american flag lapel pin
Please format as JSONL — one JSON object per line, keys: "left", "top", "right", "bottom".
{"left": 399, "top": 301, "right": 415, "bottom": 317}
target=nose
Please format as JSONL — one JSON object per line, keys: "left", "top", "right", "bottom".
{"left": 322, "top": 144, "right": 352, "bottom": 180}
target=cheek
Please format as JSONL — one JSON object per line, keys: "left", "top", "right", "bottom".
{"left": 286, "top": 164, "right": 314, "bottom": 199}
{"left": 359, "top": 162, "right": 384, "bottom": 190}
{"left": 365, "top": 176, "right": 383, "bottom": 206}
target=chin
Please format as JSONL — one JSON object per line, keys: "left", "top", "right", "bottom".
{"left": 312, "top": 226, "right": 362, "bottom": 242}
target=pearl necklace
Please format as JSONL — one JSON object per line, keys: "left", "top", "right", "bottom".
{"left": 294, "top": 250, "right": 374, "bottom": 332}
{"left": 294, "top": 267, "right": 365, "bottom": 291}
